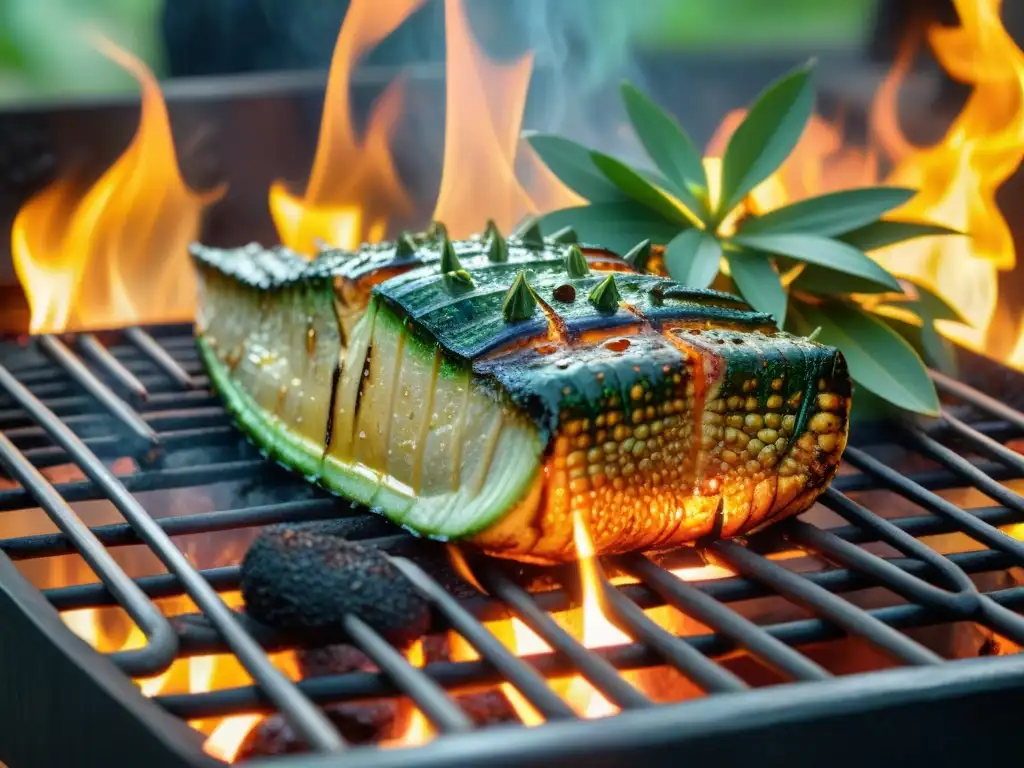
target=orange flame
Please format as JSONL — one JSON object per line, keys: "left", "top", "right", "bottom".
{"left": 708, "top": 0, "right": 1024, "bottom": 365}
{"left": 431, "top": 0, "right": 582, "bottom": 237}
{"left": 877, "top": 0, "right": 1024, "bottom": 356}
{"left": 11, "top": 34, "right": 222, "bottom": 334}
{"left": 268, "top": 0, "right": 424, "bottom": 255}
{"left": 61, "top": 593, "right": 299, "bottom": 764}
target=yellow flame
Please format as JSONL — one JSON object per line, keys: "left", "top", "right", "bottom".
{"left": 268, "top": 0, "right": 424, "bottom": 254}
{"left": 431, "top": 0, "right": 581, "bottom": 237}
{"left": 11, "top": 33, "right": 222, "bottom": 334}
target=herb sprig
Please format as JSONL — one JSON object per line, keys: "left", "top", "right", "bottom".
{"left": 527, "top": 62, "right": 966, "bottom": 417}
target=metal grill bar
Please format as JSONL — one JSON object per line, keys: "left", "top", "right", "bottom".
{"left": 392, "top": 557, "right": 578, "bottom": 721}
{"left": 0, "top": 426, "right": 176, "bottom": 676}
{"left": 0, "top": 361, "right": 348, "bottom": 753}
{"left": 709, "top": 540, "right": 944, "bottom": 666}
{"left": 124, "top": 327, "right": 199, "bottom": 390}
{"left": 76, "top": 334, "right": 149, "bottom": 403}
{"left": 842, "top": 445, "right": 1024, "bottom": 560}
{"left": 476, "top": 568, "right": 653, "bottom": 710}
{"left": 344, "top": 614, "right": 473, "bottom": 733}
{"left": 3, "top": 327, "right": 1024, "bottom": 768}
{"left": 36, "top": 335, "right": 158, "bottom": 452}
{"left": 616, "top": 554, "right": 831, "bottom": 682}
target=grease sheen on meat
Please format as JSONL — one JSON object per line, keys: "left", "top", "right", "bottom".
{"left": 191, "top": 231, "right": 851, "bottom": 563}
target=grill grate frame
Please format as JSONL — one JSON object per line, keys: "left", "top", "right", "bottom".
{"left": 1, "top": 324, "right": 1024, "bottom": 767}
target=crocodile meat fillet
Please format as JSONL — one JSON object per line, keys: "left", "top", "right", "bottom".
{"left": 191, "top": 231, "right": 851, "bottom": 563}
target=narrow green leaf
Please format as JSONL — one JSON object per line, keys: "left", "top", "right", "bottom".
{"left": 789, "top": 264, "right": 901, "bottom": 296}
{"left": 791, "top": 299, "right": 940, "bottom": 416}
{"left": 738, "top": 187, "right": 916, "bottom": 236}
{"left": 718, "top": 62, "right": 815, "bottom": 217}
{"left": 664, "top": 229, "right": 723, "bottom": 289}
{"left": 523, "top": 132, "right": 627, "bottom": 202}
{"left": 539, "top": 203, "right": 687, "bottom": 254}
{"left": 732, "top": 232, "right": 901, "bottom": 291}
{"left": 725, "top": 249, "right": 788, "bottom": 327}
{"left": 905, "top": 281, "right": 968, "bottom": 324}
{"left": 620, "top": 81, "right": 710, "bottom": 218}
{"left": 872, "top": 310, "right": 959, "bottom": 378}
{"left": 590, "top": 151, "right": 691, "bottom": 225}
{"left": 837, "top": 220, "right": 964, "bottom": 252}
{"left": 920, "top": 323, "right": 959, "bottom": 377}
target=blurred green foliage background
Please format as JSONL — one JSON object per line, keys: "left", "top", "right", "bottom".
{"left": 0, "top": 0, "right": 165, "bottom": 99}
{"left": 0, "top": 0, "right": 876, "bottom": 102}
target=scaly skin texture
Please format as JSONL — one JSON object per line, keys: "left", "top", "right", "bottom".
{"left": 191, "top": 232, "right": 850, "bottom": 563}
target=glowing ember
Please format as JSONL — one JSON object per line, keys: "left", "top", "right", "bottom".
{"left": 268, "top": 0, "right": 424, "bottom": 255}
{"left": 60, "top": 592, "right": 299, "bottom": 764}
{"left": 11, "top": 34, "right": 222, "bottom": 334}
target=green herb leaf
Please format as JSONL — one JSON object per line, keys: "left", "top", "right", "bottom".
{"left": 725, "top": 249, "right": 787, "bottom": 327}
{"left": 911, "top": 282, "right": 967, "bottom": 324}
{"left": 523, "top": 132, "right": 627, "bottom": 202}
{"left": 538, "top": 202, "right": 686, "bottom": 254}
{"left": 731, "top": 232, "right": 901, "bottom": 291}
{"left": 620, "top": 81, "right": 710, "bottom": 219}
{"left": 590, "top": 151, "right": 692, "bottom": 225}
{"left": 737, "top": 187, "right": 916, "bottom": 236}
{"left": 879, "top": 281, "right": 964, "bottom": 377}
{"left": 789, "top": 264, "right": 902, "bottom": 295}
{"left": 836, "top": 220, "right": 964, "bottom": 252}
{"left": 790, "top": 299, "right": 940, "bottom": 416}
{"left": 871, "top": 310, "right": 958, "bottom": 378}
{"left": 664, "top": 229, "right": 722, "bottom": 288}
{"left": 718, "top": 62, "right": 815, "bottom": 217}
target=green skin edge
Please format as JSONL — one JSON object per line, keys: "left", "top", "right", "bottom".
{"left": 196, "top": 300, "right": 542, "bottom": 542}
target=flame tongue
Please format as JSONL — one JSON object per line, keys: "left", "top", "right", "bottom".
{"left": 431, "top": 0, "right": 582, "bottom": 238}
{"left": 876, "top": 0, "right": 1024, "bottom": 356}
{"left": 11, "top": 34, "right": 222, "bottom": 334}
{"left": 268, "top": 0, "right": 425, "bottom": 255}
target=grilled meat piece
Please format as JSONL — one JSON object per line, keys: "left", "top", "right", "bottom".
{"left": 192, "top": 231, "right": 850, "bottom": 563}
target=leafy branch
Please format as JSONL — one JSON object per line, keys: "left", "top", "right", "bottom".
{"left": 526, "top": 62, "right": 967, "bottom": 417}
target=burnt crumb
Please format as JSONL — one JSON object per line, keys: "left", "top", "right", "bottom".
{"left": 240, "top": 528, "right": 431, "bottom": 648}
{"left": 455, "top": 690, "right": 520, "bottom": 726}
{"left": 297, "top": 644, "right": 376, "bottom": 679}
{"left": 238, "top": 700, "right": 400, "bottom": 758}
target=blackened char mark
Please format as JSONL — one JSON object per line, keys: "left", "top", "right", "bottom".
{"left": 323, "top": 362, "right": 343, "bottom": 450}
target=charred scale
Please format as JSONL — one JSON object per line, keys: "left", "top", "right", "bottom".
{"left": 193, "top": 230, "right": 851, "bottom": 564}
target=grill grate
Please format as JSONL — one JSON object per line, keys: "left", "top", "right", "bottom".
{"left": 2, "top": 324, "right": 1024, "bottom": 767}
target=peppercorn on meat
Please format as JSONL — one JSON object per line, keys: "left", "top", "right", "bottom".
{"left": 192, "top": 230, "right": 850, "bottom": 563}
